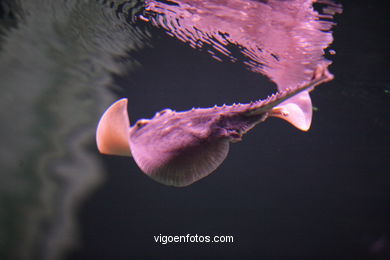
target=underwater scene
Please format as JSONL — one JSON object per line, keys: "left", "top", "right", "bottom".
{"left": 0, "top": 0, "right": 388, "bottom": 259}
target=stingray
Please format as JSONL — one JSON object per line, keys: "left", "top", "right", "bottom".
{"left": 96, "top": 0, "right": 341, "bottom": 186}
{"left": 97, "top": 65, "right": 333, "bottom": 186}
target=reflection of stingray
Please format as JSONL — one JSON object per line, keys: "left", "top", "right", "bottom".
{"left": 0, "top": 1, "right": 147, "bottom": 259}
{"left": 144, "top": 0, "right": 342, "bottom": 130}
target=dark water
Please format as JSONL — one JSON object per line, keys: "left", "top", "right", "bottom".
{"left": 0, "top": 0, "right": 389, "bottom": 259}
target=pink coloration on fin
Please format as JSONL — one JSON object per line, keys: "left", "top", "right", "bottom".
{"left": 270, "top": 64, "right": 334, "bottom": 130}
{"left": 96, "top": 98, "right": 132, "bottom": 157}
{"left": 272, "top": 91, "right": 313, "bottom": 131}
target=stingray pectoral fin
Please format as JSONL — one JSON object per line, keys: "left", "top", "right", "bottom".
{"left": 132, "top": 139, "right": 230, "bottom": 187}
{"left": 96, "top": 98, "right": 132, "bottom": 157}
{"left": 271, "top": 91, "right": 313, "bottom": 131}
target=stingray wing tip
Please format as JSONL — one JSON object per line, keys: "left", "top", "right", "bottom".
{"left": 96, "top": 98, "right": 132, "bottom": 156}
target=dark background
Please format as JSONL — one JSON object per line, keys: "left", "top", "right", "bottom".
{"left": 67, "top": 1, "right": 389, "bottom": 259}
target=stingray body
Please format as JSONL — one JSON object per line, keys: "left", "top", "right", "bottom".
{"left": 97, "top": 65, "right": 333, "bottom": 187}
